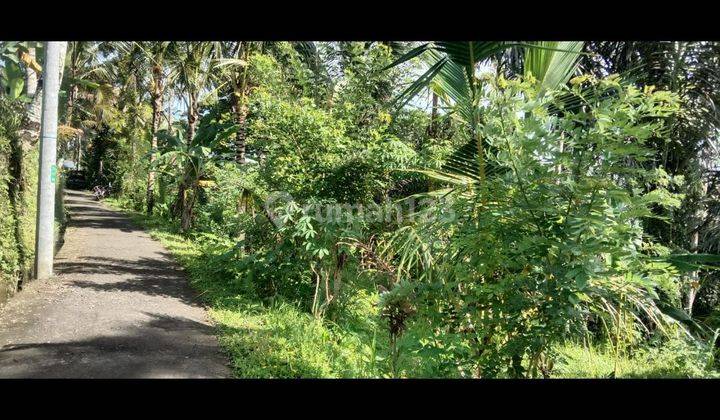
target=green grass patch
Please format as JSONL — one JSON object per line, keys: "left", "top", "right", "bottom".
{"left": 553, "top": 339, "right": 719, "bottom": 378}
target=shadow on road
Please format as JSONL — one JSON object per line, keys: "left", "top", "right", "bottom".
{"left": 0, "top": 312, "right": 227, "bottom": 378}
{"left": 57, "top": 256, "right": 202, "bottom": 307}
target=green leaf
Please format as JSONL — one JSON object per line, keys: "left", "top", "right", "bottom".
{"left": 435, "top": 42, "right": 509, "bottom": 67}
{"left": 400, "top": 168, "right": 477, "bottom": 187}
{"left": 661, "top": 253, "right": 720, "bottom": 272}
{"left": 382, "top": 42, "right": 430, "bottom": 71}
{"left": 392, "top": 56, "right": 447, "bottom": 110}
{"left": 9, "top": 77, "right": 23, "bottom": 99}
{"left": 524, "top": 41, "right": 584, "bottom": 92}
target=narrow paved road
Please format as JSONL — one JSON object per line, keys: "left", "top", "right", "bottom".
{"left": 0, "top": 190, "right": 230, "bottom": 378}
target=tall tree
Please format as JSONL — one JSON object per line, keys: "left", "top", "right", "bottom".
{"left": 136, "top": 41, "right": 172, "bottom": 214}
{"left": 62, "top": 42, "right": 112, "bottom": 168}
{"left": 215, "top": 41, "right": 250, "bottom": 164}
{"left": 64, "top": 42, "right": 107, "bottom": 126}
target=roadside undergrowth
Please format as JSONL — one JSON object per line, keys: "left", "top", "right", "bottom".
{"left": 105, "top": 197, "right": 719, "bottom": 379}
{"left": 105, "top": 198, "right": 382, "bottom": 378}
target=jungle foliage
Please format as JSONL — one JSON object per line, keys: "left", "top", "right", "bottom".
{"left": 3, "top": 40, "right": 720, "bottom": 377}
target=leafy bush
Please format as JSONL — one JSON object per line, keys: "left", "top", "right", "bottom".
{"left": 375, "top": 75, "right": 687, "bottom": 377}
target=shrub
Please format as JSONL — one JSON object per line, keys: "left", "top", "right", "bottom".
{"left": 376, "top": 75, "right": 687, "bottom": 377}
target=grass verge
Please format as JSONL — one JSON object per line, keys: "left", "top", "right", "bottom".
{"left": 105, "top": 198, "right": 380, "bottom": 378}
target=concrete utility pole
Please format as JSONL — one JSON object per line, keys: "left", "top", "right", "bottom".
{"left": 34, "top": 42, "right": 65, "bottom": 279}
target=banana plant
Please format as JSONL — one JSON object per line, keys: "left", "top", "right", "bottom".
{"left": 154, "top": 116, "right": 237, "bottom": 186}
{"left": 153, "top": 111, "right": 237, "bottom": 231}
{"left": 0, "top": 41, "right": 43, "bottom": 100}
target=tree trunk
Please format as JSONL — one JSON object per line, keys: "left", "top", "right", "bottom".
{"left": 65, "top": 83, "right": 78, "bottom": 126}
{"left": 180, "top": 184, "right": 196, "bottom": 232}
{"left": 76, "top": 132, "right": 83, "bottom": 169}
{"left": 686, "top": 229, "right": 700, "bottom": 316}
{"left": 187, "top": 91, "right": 198, "bottom": 144}
{"left": 165, "top": 95, "right": 173, "bottom": 129}
{"left": 146, "top": 63, "right": 164, "bottom": 214}
{"left": 176, "top": 91, "right": 199, "bottom": 230}
{"left": 64, "top": 67, "right": 79, "bottom": 169}
{"left": 25, "top": 47, "right": 38, "bottom": 97}
{"left": 58, "top": 45, "right": 68, "bottom": 94}
{"left": 428, "top": 92, "right": 438, "bottom": 137}
{"left": 686, "top": 182, "right": 709, "bottom": 316}
{"left": 177, "top": 171, "right": 197, "bottom": 232}
{"left": 19, "top": 43, "right": 66, "bottom": 145}
{"left": 20, "top": 47, "right": 42, "bottom": 143}
{"left": 233, "top": 88, "right": 248, "bottom": 164}
{"left": 234, "top": 45, "right": 250, "bottom": 164}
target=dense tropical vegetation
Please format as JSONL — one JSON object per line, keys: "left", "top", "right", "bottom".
{"left": 2, "top": 40, "right": 720, "bottom": 378}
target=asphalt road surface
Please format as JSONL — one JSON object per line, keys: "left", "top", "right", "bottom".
{"left": 0, "top": 190, "right": 231, "bottom": 378}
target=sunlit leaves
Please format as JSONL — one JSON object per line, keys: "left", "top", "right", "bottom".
{"left": 376, "top": 75, "right": 687, "bottom": 377}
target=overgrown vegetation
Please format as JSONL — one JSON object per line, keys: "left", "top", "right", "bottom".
{"left": 0, "top": 76, "right": 38, "bottom": 301}
{"left": 1, "top": 42, "right": 66, "bottom": 303}
{"left": 3, "top": 40, "right": 720, "bottom": 377}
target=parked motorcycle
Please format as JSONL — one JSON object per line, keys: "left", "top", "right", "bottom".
{"left": 92, "top": 183, "right": 111, "bottom": 200}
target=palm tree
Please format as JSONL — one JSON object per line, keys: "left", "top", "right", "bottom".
{"left": 61, "top": 41, "right": 115, "bottom": 168}
{"left": 114, "top": 41, "right": 181, "bottom": 214}
{"left": 289, "top": 41, "right": 334, "bottom": 107}
{"left": 64, "top": 42, "right": 111, "bottom": 126}
{"left": 214, "top": 41, "right": 250, "bottom": 164}
{"left": 388, "top": 41, "right": 584, "bottom": 187}
{"left": 129, "top": 41, "right": 173, "bottom": 214}
{"left": 171, "top": 42, "right": 217, "bottom": 144}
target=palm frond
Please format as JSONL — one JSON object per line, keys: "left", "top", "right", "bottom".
{"left": 435, "top": 42, "right": 509, "bottom": 68}
{"left": 524, "top": 41, "right": 584, "bottom": 92}
{"left": 441, "top": 138, "right": 507, "bottom": 181}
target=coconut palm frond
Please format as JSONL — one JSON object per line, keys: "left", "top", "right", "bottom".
{"left": 523, "top": 41, "right": 584, "bottom": 92}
